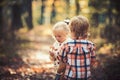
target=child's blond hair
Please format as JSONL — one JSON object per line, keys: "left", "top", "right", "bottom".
{"left": 52, "top": 21, "right": 70, "bottom": 34}
{"left": 69, "top": 15, "right": 89, "bottom": 39}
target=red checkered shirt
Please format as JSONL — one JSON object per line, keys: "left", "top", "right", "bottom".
{"left": 59, "top": 39, "right": 96, "bottom": 79}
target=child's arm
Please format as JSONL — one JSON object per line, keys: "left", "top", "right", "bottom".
{"left": 90, "top": 44, "right": 97, "bottom": 68}
{"left": 49, "top": 45, "right": 56, "bottom": 61}
{"left": 57, "top": 45, "right": 67, "bottom": 74}
{"left": 49, "top": 50, "right": 55, "bottom": 61}
{"left": 57, "top": 61, "right": 66, "bottom": 74}
{"left": 58, "top": 45, "right": 67, "bottom": 63}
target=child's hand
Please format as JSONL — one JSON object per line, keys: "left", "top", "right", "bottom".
{"left": 49, "top": 45, "right": 57, "bottom": 56}
{"left": 91, "top": 60, "right": 99, "bottom": 69}
{"left": 49, "top": 46, "right": 55, "bottom": 56}
{"left": 49, "top": 51, "right": 54, "bottom": 56}
{"left": 50, "top": 45, "right": 55, "bottom": 50}
{"left": 57, "top": 62, "right": 66, "bottom": 74}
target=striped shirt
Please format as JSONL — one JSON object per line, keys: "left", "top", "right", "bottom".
{"left": 59, "top": 39, "right": 96, "bottom": 79}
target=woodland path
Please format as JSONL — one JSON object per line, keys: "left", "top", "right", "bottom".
{"left": 0, "top": 27, "right": 56, "bottom": 80}
{"left": 1, "top": 26, "right": 117, "bottom": 80}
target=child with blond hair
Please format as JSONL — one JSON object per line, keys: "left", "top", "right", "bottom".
{"left": 49, "top": 21, "right": 71, "bottom": 80}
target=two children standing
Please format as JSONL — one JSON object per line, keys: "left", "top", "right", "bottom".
{"left": 49, "top": 15, "right": 97, "bottom": 80}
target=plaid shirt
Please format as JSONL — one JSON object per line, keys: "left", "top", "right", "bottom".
{"left": 59, "top": 39, "right": 96, "bottom": 79}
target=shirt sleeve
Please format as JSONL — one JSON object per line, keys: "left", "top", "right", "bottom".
{"left": 59, "top": 45, "right": 67, "bottom": 63}
{"left": 90, "top": 43, "right": 96, "bottom": 66}
{"left": 49, "top": 42, "right": 57, "bottom": 61}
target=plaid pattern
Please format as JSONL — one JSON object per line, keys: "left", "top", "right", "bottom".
{"left": 59, "top": 39, "right": 96, "bottom": 79}
{"left": 52, "top": 38, "right": 72, "bottom": 67}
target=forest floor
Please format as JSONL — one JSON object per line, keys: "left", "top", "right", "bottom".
{"left": 0, "top": 26, "right": 120, "bottom": 80}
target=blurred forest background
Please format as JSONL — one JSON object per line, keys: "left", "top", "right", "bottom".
{"left": 0, "top": 0, "right": 120, "bottom": 80}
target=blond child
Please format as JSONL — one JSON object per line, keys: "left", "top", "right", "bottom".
{"left": 59, "top": 15, "right": 96, "bottom": 80}
{"left": 49, "top": 21, "right": 71, "bottom": 80}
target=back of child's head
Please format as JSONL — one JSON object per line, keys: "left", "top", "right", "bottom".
{"left": 52, "top": 21, "right": 70, "bottom": 34}
{"left": 69, "top": 15, "right": 89, "bottom": 39}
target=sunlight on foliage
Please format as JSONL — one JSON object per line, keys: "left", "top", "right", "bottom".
{"left": 98, "top": 43, "right": 114, "bottom": 54}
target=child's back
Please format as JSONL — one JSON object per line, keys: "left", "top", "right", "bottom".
{"left": 59, "top": 15, "right": 96, "bottom": 80}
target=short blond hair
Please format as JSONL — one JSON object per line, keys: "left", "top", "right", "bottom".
{"left": 53, "top": 21, "right": 70, "bottom": 34}
{"left": 69, "top": 15, "right": 89, "bottom": 39}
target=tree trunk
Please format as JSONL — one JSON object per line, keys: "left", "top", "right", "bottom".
{"left": 50, "top": 0, "right": 56, "bottom": 24}
{"left": 75, "top": 0, "right": 80, "bottom": 15}
{"left": 39, "top": 0, "right": 45, "bottom": 24}
{"left": 11, "top": 5, "right": 23, "bottom": 30}
{"left": 22, "top": 0, "right": 33, "bottom": 29}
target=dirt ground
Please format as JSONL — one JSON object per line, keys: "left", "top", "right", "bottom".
{"left": 0, "top": 27, "right": 56, "bottom": 80}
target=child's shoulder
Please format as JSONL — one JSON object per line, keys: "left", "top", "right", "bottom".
{"left": 65, "top": 39, "right": 76, "bottom": 46}
{"left": 88, "top": 40, "right": 95, "bottom": 45}
{"left": 66, "top": 39, "right": 95, "bottom": 45}
{"left": 63, "top": 38, "right": 73, "bottom": 44}
{"left": 67, "top": 38, "right": 73, "bottom": 42}
{"left": 53, "top": 41, "right": 60, "bottom": 47}
{"left": 86, "top": 40, "right": 94, "bottom": 44}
